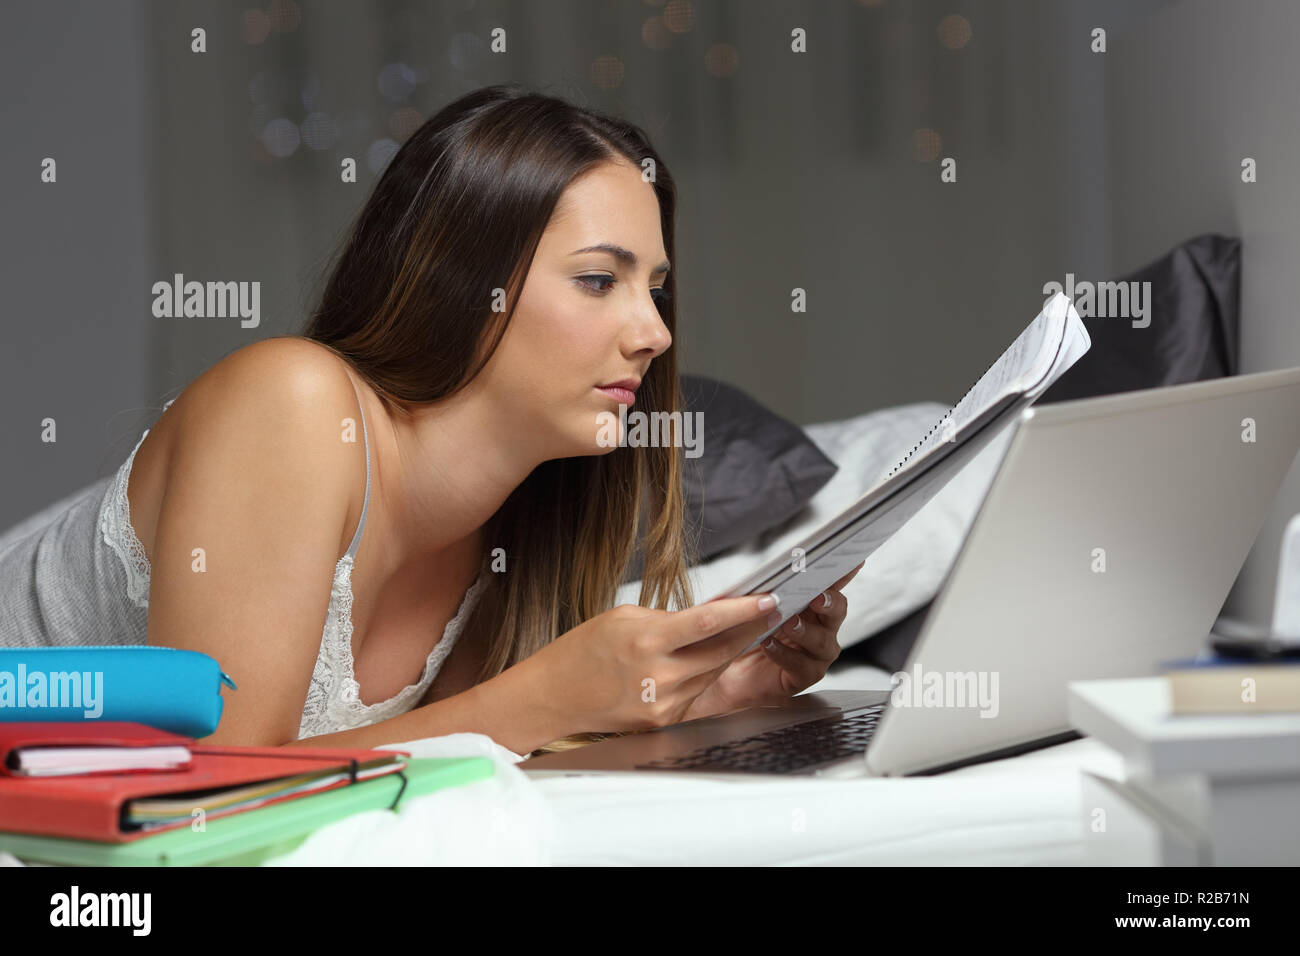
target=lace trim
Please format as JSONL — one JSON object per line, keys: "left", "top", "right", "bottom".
{"left": 100, "top": 400, "right": 176, "bottom": 609}
{"left": 99, "top": 432, "right": 155, "bottom": 609}
{"left": 298, "top": 562, "right": 489, "bottom": 739}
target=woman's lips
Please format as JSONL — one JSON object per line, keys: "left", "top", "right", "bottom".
{"left": 596, "top": 385, "right": 636, "bottom": 405}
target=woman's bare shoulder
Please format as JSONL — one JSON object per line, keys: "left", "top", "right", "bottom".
{"left": 188, "top": 337, "right": 358, "bottom": 408}
{"left": 159, "top": 338, "right": 365, "bottom": 441}
{"left": 131, "top": 337, "right": 368, "bottom": 560}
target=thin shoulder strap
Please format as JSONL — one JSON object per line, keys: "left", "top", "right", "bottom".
{"left": 343, "top": 372, "right": 371, "bottom": 561}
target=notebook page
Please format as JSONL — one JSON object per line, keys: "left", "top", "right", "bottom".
{"left": 883, "top": 292, "right": 1083, "bottom": 481}
{"left": 15, "top": 746, "right": 193, "bottom": 776}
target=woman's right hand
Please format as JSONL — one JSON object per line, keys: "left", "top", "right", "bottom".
{"left": 528, "top": 594, "right": 782, "bottom": 736}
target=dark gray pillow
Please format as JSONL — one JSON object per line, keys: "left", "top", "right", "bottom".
{"left": 1040, "top": 233, "right": 1241, "bottom": 403}
{"left": 623, "top": 375, "right": 838, "bottom": 580}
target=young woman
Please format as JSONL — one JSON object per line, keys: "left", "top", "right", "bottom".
{"left": 0, "top": 84, "right": 861, "bottom": 756}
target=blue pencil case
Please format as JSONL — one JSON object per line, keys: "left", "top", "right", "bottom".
{"left": 0, "top": 646, "right": 236, "bottom": 738}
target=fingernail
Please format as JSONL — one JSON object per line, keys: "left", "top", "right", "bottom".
{"left": 757, "top": 593, "right": 779, "bottom": 611}
{"left": 820, "top": 592, "right": 832, "bottom": 609}
{"left": 766, "top": 610, "right": 783, "bottom": 628}
{"left": 790, "top": 615, "right": 803, "bottom": 633}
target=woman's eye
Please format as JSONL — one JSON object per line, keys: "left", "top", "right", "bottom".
{"left": 576, "top": 274, "right": 615, "bottom": 294}
{"left": 576, "top": 274, "right": 672, "bottom": 310}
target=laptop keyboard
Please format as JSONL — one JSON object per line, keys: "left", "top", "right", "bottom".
{"left": 634, "top": 704, "right": 886, "bottom": 774}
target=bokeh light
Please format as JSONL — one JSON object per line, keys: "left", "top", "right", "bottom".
{"left": 663, "top": 0, "right": 695, "bottom": 33}
{"left": 266, "top": 0, "right": 300, "bottom": 33}
{"left": 261, "top": 118, "right": 301, "bottom": 158}
{"left": 388, "top": 107, "right": 424, "bottom": 141}
{"left": 641, "top": 16, "right": 672, "bottom": 50}
{"left": 590, "top": 55, "right": 625, "bottom": 89}
{"left": 242, "top": 9, "right": 270, "bottom": 45}
{"left": 912, "top": 128, "right": 943, "bottom": 162}
{"left": 938, "top": 14, "right": 972, "bottom": 50}
{"left": 704, "top": 43, "right": 740, "bottom": 77}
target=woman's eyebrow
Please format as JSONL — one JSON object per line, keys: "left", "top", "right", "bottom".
{"left": 569, "top": 243, "right": 671, "bottom": 274}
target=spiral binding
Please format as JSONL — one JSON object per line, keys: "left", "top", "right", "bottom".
{"left": 882, "top": 348, "right": 1006, "bottom": 481}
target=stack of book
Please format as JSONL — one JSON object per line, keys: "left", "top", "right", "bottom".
{"left": 0, "top": 722, "right": 493, "bottom": 866}
{"left": 1163, "top": 653, "right": 1299, "bottom": 715}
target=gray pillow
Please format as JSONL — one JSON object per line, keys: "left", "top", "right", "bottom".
{"left": 1040, "top": 233, "right": 1240, "bottom": 403}
{"left": 623, "top": 375, "right": 838, "bottom": 579}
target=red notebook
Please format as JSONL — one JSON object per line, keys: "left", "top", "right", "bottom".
{"left": 0, "top": 722, "right": 409, "bottom": 842}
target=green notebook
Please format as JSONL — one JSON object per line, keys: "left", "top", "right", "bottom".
{"left": 0, "top": 756, "right": 494, "bottom": 867}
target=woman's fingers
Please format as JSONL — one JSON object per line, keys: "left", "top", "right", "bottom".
{"left": 778, "top": 612, "right": 841, "bottom": 662}
{"left": 761, "top": 634, "right": 825, "bottom": 689}
{"left": 807, "top": 587, "right": 849, "bottom": 631}
{"left": 670, "top": 594, "right": 779, "bottom": 650}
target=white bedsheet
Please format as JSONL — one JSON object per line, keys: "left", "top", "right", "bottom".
{"left": 257, "top": 665, "right": 1123, "bottom": 867}
{"left": 529, "top": 737, "right": 1119, "bottom": 866}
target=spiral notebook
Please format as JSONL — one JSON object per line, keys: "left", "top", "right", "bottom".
{"left": 715, "top": 291, "right": 1092, "bottom": 652}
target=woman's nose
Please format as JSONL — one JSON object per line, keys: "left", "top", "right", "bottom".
{"left": 630, "top": 296, "right": 672, "bottom": 357}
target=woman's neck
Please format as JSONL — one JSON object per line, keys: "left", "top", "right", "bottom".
{"left": 365, "top": 377, "right": 548, "bottom": 573}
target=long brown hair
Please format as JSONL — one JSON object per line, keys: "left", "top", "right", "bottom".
{"left": 301, "top": 84, "right": 697, "bottom": 751}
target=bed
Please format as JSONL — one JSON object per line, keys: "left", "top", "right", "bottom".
{"left": 252, "top": 695, "right": 1126, "bottom": 867}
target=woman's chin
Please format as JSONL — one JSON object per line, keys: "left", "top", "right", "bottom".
{"left": 586, "top": 412, "right": 629, "bottom": 455}
{"left": 585, "top": 433, "right": 625, "bottom": 456}
{"left": 546, "top": 425, "right": 625, "bottom": 460}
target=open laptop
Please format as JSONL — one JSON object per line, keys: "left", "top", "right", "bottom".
{"left": 522, "top": 365, "right": 1300, "bottom": 779}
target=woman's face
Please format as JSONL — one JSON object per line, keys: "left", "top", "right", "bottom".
{"left": 477, "top": 159, "right": 674, "bottom": 461}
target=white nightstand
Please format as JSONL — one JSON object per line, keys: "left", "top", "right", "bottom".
{"left": 1067, "top": 677, "right": 1300, "bottom": 865}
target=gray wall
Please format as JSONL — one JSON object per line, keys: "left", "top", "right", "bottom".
{"left": 1107, "top": 0, "right": 1300, "bottom": 622}
{"left": 3, "top": 0, "right": 1293, "bottom": 627}
{"left": 0, "top": 0, "right": 155, "bottom": 515}
{"left": 141, "top": 0, "right": 1167, "bottom": 423}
